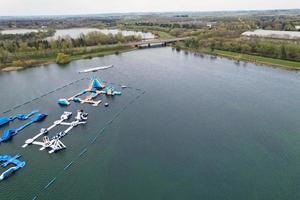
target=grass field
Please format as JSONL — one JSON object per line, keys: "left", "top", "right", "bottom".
{"left": 175, "top": 45, "right": 300, "bottom": 70}
{"left": 213, "top": 50, "right": 300, "bottom": 70}
{"left": 154, "top": 31, "right": 174, "bottom": 39}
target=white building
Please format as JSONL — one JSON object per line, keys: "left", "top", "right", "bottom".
{"left": 242, "top": 29, "right": 300, "bottom": 40}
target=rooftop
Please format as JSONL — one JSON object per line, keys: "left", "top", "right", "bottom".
{"left": 242, "top": 29, "right": 300, "bottom": 40}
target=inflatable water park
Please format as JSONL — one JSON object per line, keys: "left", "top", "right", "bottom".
{"left": 78, "top": 65, "right": 113, "bottom": 73}
{"left": 58, "top": 76, "right": 122, "bottom": 107}
{"left": 0, "top": 111, "right": 47, "bottom": 143}
{"left": 0, "top": 154, "right": 25, "bottom": 181}
{"left": 0, "top": 65, "right": 127, "bottom": 182}
{"left": 23, "top": 110, "right": 88, "bottom": 154}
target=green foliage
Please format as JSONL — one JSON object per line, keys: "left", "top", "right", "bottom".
{"left": 0, "top": 30, "right": 141, "bottom": 68}
{"left": 214, "top": 50, "right": 300, "bottom": 69}
{"left": 56, "top": 53, "right": 71, "bottom": 64}
{"left": 12, "top": 60, "right": 23, "bottom": 66}
{"left": 281, "top": 45, "right": 287, "bottom": 59}
{"left": 182, "top": 35, "right": 300, "bottom": 62}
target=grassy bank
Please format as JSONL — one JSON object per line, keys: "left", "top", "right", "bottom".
{"left": 152, "top": 31, "right": 174, "bottom": 39}
{"left": 175, "top": 46, "right": 300, "bottom": 70}
{"left": 1, "top": 45, "right": 136, "bottom": 72}
{"left": 213, "top": 50, "right": 300, "bottom": 70}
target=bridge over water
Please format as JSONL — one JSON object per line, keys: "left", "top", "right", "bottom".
{"left": 130, "top": 37, "right": 189, "bottom": 48}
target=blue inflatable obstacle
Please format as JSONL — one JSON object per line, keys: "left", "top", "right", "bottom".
{"left": 58, "top": 77, "right": 104, "bottom": 106}
{"left": 0, "top": 110, "right": 38, "bottom": 127}
{"left": 58, "top": 77, "right": 122, "bottom": 107}
{"left": 58, "top": 98, "right": 70, "bottom": 106}
{"left": 0, "top": 154, "right": 25, "bottom": 181}
{"left": 0, "top": 112, "right": 47, "bottom": 143}
{"left": 103, "top": 86, "right": 122, "bottom": 96}
{"left": 91, "top": 76, "right": 105, "bottom": 90}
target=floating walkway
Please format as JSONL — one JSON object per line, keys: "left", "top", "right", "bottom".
{"left": 30, "top": 85, "right": 145, "bottom": 200}
{"left": 0, "top": 110, "right": 39, "bottom": 127}
{"left": 0, "top": 154, "right": 25, "bottom": 181}
{"left": 58, "top": 76, "right": 121, "bottom": 107}
{"left": 23, "top": 110, "right": 88, "bottom": 154}
{"left": 0, "top": 112, "right": 47, "bottom": 143}
{"left": 78, "top": 65, "right": 113, "bottom": 73}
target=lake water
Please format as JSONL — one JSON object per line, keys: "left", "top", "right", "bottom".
{"left": 0, "top": 28, "right": 155, "bottom": 40}
{"left": 1, "top": 47, "right": 300, "bottom": 200}
{"left": 0, "top": 29, "right": 39, "bottom": 35}
{"left": 49, "top": 28, "right": 155, "bottom": 40}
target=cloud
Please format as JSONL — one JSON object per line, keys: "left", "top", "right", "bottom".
{"left": 0, "top": 0, "right": 299, "bottom": 16}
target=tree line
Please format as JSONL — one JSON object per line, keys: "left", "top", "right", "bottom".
{"left": 0, "top": 31, "right": 141, "bottom": 66}
{"left": 176, "top": 16, "right": 300, "bottom": 62}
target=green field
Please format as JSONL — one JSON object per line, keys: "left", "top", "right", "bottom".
{"left": 213, "top": 50, "right": 300, "bottom": 70}
{"left": 213, "top": 50, "right": 300, "bottom": 69}
{"left": 175, "top": 45, "right": 300, "bottom": 70}
{"left": 154, "top": 31, "right": 174, "bottom": 39}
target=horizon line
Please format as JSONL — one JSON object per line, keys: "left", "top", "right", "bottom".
{"left": 0, "top": 8, "right": 299, "bottom": 18}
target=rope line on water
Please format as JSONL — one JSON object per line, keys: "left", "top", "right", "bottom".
{"left": 63, "top": 161, "right": 74, "bottom": 171}
{"left": 0, "top": 77, "right": 90, "bottom": 115}
{"left": 44, "top": 177, "right": 57, "bottom": 190}
{"left": 1, "top": 76, "right": 144, "bottom": 115}
{"left": 31, "top": 89, "right": 145, "bottom": 200}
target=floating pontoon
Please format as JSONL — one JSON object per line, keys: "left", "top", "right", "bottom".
{"left": 0, "top": 112, "right": 47, "bottom": 143}
{"left": 0, "top": 154, "right": 25, "bottom": 181}
{"left": 58, "top": 76, "right": 121, "bottom": 107}
{"left": 57, "top": 99, "right": 70, "bottom": 106}
{"left": 22, "top": 110, "right": 88, "bottom": 154}
{"left": 103, "top": 86, "right": 122, "bottom": 96}
{"left": 0, "top": 110, "right": 38, "bottom": 127}
{"left": 78, "top": 65, "right": 113, "bottom": 73}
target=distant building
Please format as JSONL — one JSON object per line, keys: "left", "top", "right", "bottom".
{"left": 242, "top": 29, "right": 300, "bottom": 40}
{"left": 295, "top": 26, "right": 300, "bottom": 31}
{"left": 206, "top": 22, "right": 217, "bottom": 29}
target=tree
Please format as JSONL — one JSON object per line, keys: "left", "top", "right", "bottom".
{"left": 49, "top": 40, "right": 57, "bottom": 50}
{"left": 56, "top": 53, "right": 71, "bottom": 64}
{"left": 0, "top": 48, "right": 10, "bottom": 64}
{"left": 280, "top": 45, "right": 287, "bottom": 59}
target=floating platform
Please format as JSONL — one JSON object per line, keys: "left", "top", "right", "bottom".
{"left": 23, "top": 111, "right": 88, "bottom": 154}
{"left": 58, "top": 99, "right": 70, "bottom": 106}
{"left": 78, "top": 65, "right": 113, "bottom": 73}
{"left": 58, "top": 76, "right": 121, "bottom": 107}
{"left": 0, "top": 110, "right": 39, "bottom": 127}
{"left": 0, "top": 154, "right": 25, "bottom": 181}
{"left": 0, "top": 112, "right": 47, "bottom": 143}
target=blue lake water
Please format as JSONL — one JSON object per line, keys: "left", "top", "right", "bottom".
{"left": 1, "top": 47, "right": 300, "bottom": 200}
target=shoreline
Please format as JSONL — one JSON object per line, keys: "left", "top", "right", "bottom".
{"left": 3, "top": 44, "right": 300, "bottom": 72}
{"left": 174, "top": 46, "right": 300, "bottom": 71}
{"left": 1, "top": 46, "right": 137, "bottom": 72}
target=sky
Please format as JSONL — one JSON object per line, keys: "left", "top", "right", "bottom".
{"left": 0, "top": 0, "right": 299, "bottom": 16}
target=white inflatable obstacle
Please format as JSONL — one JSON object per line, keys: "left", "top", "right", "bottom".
{"left": 22, "top": 110, "right": 88, "bottom": 154}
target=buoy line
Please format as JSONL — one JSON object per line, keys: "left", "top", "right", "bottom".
{"left": 1, "top": 77, "right": 144, "bottom": 115}
{"left": 1, "top": 77, "right": 88, "bottom": 115}
{"left": 31, "top": 89, "right": 145, "bottom": 200}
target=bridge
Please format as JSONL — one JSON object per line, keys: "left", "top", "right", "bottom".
{"left": 129, "top": 37, "right": 189, "bottom": 48}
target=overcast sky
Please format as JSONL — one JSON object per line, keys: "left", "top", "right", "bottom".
{"left": 0, "top": 0, "right": 299, "bottom": 16}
